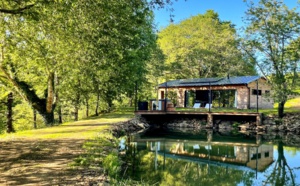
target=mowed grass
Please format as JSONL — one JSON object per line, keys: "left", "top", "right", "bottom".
{"left": 265, "top": 96, "right": 300, "bottom": 115}
{"left": 284, "top": 97, "right": 300, "bottom": 108}
{"left": 0, "top": 108, "right": 134, "bottom": 141}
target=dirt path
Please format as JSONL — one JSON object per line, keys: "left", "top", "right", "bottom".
{"left": 0, "top": 119, "right": 122, "bottom": 185}
{"left": 0, "top": 139, "right": 86, "bottom": 185}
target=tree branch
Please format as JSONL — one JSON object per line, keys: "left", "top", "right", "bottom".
{"left": 284, "top": 158, "right": 296, "bottom": 186}
{"left": 240, "top": 44, "right": 269, "bottom": 80}
{"left": 0, "top": 4, "right": 34, "bottom": 15}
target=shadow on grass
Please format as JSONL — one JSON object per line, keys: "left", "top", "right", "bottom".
{"left": 0, "top": 139, "right": 87, "bottom": 185}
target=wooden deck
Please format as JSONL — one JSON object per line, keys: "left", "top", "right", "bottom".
{"left": 135, "top": 110, "right": 262, "bottom": 128}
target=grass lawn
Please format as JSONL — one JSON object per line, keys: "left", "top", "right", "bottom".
{"left": 268, "top": 96, "right": 300, "bottom": 115}
{"left": 0, "top": 108, "right": 134, "bottom": 140}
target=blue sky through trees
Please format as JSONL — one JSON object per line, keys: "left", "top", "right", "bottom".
{"left": 154, "top": 0, "right": 299, "bottom": 30}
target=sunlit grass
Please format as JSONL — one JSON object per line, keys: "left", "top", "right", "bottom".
{"left": 267, "top": 96, "right": 300, "bottom": 115}
{"left": 275, "top": 97, "right": 300, "bottom": 109}
{"left": 0, "top": 108, "right": 134, "bottom": 141}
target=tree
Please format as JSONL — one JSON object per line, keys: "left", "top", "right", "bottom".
{"left": 62, "top": 0, "right": 156, "bottom": 111}
{"left": 158, "top": 10, "right": 256, "bottom": 79}
{"left": 242, "top": 0, "right": 300, "bottom": 118}
{"left": 0, "top": 0, "right": 75, "bottom": 125}
{"left": 0, "top": 1, "right": 35, "bottom": 15}
{"left": 0, "top": 0, "right": 158, "bottom": 125}
{"left": 6, "top": 92, "right": 14, "bottom": 133}
{"left": 0, "top": 0, "right": 180, "bottom": 125}
{"left": 264, "top": 141, "right": 296, "bottom": 186}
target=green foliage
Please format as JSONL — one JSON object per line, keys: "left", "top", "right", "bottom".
{"left": 13, "top": 102, "right": 45, "bottom": 131}
{"left": 0, "top": 119, "right": 5, "bottom": 134}
{"left": 71, "top": 132, "right": 120, "bottom": 170}
{"left": 242, "top": 0, "right": 300, "bottom": 117}
{"left": 124, "top": 148, "right": 254, "bottom": 186}
{"left": 167, "top": 90, "right": 177, "bottom": 105}
{"left": 0, "top": 0, "right": 158, "bottom": 125}
{"left": 187, "top": 91, "right": 195, "bottom": 107}
{"left": 103, "top": 152, "right": 121, "bottom": 178}
{"left": 158, "top": 10, "right": 256, "bottom": 79}
{"left": 0, "top": 98, "right": 5, "bottom": 133}
{"left": 232, "top": 122, "right": 240, "bottom": 128}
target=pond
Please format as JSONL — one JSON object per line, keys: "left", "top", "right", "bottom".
{"left": 122, "top": 128, "right": 300, "bottom": 186}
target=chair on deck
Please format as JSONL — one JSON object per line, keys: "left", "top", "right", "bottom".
{"left": 205, "top": 103, "right": 213, "bottom": 109}
{"left": 193, "top": 103, "right": 201, "bottom": 108}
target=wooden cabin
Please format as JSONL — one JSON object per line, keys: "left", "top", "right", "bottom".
{"left": 157, "top": 76, "right": 274, "bottom": 109}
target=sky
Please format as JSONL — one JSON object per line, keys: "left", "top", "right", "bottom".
{"left": 153, "top": 0, "right": 299, "bottom": 31}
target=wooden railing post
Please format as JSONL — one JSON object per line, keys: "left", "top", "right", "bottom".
{"left": 206, "top": 113, "right": 213, "bottom": 128}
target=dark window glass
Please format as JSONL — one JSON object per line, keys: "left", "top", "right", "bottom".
{"left": 265, "top": 152, "right": 269, "bottom": 158}
{"left": 252, "top": 89, "right": 262, "bottom": 95}
{"left": 265, "top": 90, "right": 270, "bottom": 95}
{"left": 251, "top": 153, "right": 262, "bottom": 160}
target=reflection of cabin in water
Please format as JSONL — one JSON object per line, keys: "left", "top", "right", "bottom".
{"left": 158, "top": 76, "right": 273, "bottom": 109}
{"left": 132, "top": 140, "right": 274, "bottom": 172}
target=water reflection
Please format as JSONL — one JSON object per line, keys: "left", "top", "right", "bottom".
{"left": 124, "top": 129, "right": 300, "bottom": 186}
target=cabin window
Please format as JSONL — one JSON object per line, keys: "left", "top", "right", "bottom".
{"left": 251, "top": 153, "right": 261, "bottom": 160}
{"left": 252, "top": 89, "right": 262, "bottom": 95}
{"left": 265, "top": 152, "right": 269, "bottom": 158}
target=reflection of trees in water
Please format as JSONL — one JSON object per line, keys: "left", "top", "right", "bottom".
{"left": 263, "top": 141, "right": 297, "bottom": 186}
{"left": 126, "top": 150, "right": 256, "bottom": 186}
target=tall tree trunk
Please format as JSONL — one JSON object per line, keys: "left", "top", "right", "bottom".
{"left": 46, "top": 72, "right": 55, "bottom": 114}
{"left": 1, "top": 46, "right": 56, "bottom": 125}
{"left": 43, "top": 112, "right": 54, "bottom": 125}
{"left": 86, "top": 98, "right": 89, "bottom": 117}
{"left": 43, "top": 72, "right": 55, "bottom": 125}
{"left": 17, "top": 74, "right": 55, "bottom": 125}
{"left": 278, "top": 101, "right": 285, "bottom": 118}
{"left": 74, "top": 92, "right": 80, "bottom": 121}
{"left": 6, "top": 92, "right": 14, "bottom": 133}
{"left": 95, "top": 92, "right": 100, "bottom": 116}
{"left": 33, "top": 109, "right": 37, "bottom": 129}
{"left": 58, "top": 106, "right": 63, "bottom": 124}
{"left": 277, "top": 141, "right": 284, "bottom": 165}
{"left": 108, "top": 100, "right": 113, "bottom": 112}
{"left": 74, "top": 106, "right": 78, "bottom": 121}
{"left": 56, "top": 77, "right": 62, "bottom": 124}
{"left": 129, "top": 93, "right": 133, "bottom": 107}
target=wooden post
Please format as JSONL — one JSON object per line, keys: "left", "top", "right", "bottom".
{"left": 256, "top": 114, "right": 262, "bottom": 126}
{"left": 206, "top": 113, "right": 213, "bottom": 128}
{"left": 209, "top": 82, "right": 211, "bottom": 112}
{"left": 207, "top": 130, "right": 213, "bottom": 142}
{"left": 256, "top": 80, "right": 259, "bottom": 113}
{"left": 165, "top": 81, "right": 167, "bottom": 112}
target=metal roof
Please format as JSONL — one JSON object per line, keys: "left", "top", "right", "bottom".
{"left": 158, "top": 76, "right": 261, "bottom": 88}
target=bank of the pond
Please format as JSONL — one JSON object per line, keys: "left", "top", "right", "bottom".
{"left": 111, "top": 116, "right": 150, "bottom": 137}
{"left": 262, "top": 113, "right": 300, "bottom": 134}
{"left": 92, "top": 113, "right": 300, "bottom": 184}
{"left": 131, "top": 112, "right": 300, "bottom": 134}
{"left": 69, "top": 117, "right": 151, "bottom": 185}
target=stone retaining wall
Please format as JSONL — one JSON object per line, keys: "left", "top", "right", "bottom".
{"left": 261, "top": 113, "right": 300, "bottom": 134}
{"left": 117, "top": 113, "right": 300, "bottom": 136}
